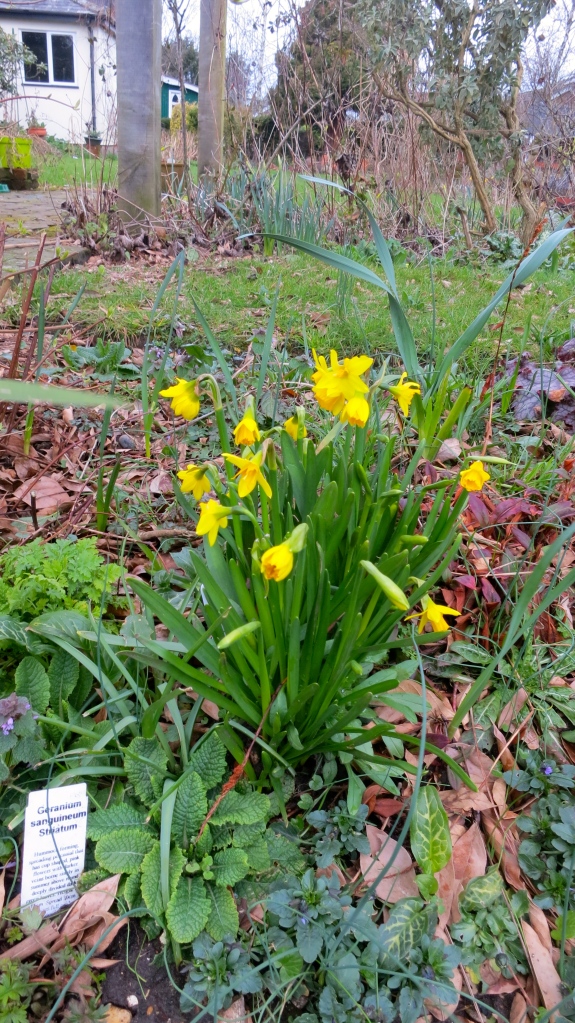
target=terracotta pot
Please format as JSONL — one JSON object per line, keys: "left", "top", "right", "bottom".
{"left": 27, "top": 126, "right": 47, "bottom": 138}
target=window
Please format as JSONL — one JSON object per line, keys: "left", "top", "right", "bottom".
{"left": 22, "top": 31, "right": 75, "bottom": 85}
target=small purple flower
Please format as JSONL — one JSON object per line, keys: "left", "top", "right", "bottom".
{"left": 299, "top": 916, "right": 309, "bottom": 926}
{"left": 1, "top": 718, "right": 14, "bottom": 736}
{"left": 542, "top": 763, "right": 554, "bottom": 776}
{"left": 25, "top": 703, "right": 30, "bottom": 711}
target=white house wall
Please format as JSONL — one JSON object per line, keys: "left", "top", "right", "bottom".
{"left": 0, "top": 14, "right": 117, "bottom": 142}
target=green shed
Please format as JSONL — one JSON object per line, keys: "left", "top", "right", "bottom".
{"left": 161, "top": 76, "right": 199, "bottom": 120}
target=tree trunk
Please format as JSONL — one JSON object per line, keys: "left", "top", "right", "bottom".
{"left": 116, "top": 0, "right": 162, "bottom": 223}
{"left": 457, "top": 133, "right": 497, "bottom": 234}
{"left": 198, "top": 0, "right": 227, "bottom": 178}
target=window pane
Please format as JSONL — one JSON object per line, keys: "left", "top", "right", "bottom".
{"left": 51, "top": 35, "right": 74, "bottom": 82}
{"left": 22, "top": 32, "right": 48, "bottom": 83}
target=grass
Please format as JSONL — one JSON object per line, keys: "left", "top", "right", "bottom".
{"left": 36, "top": 150, "right": 118, "bottom": 190}
{"left": 39, "top": 245, "right": 575, "bottom": 380}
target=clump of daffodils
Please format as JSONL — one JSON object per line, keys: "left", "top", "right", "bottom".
{"left": 312, "top": 349, "right": 373, "bottom": 428}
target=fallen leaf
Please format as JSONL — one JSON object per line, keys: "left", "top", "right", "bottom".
{"left": 522, "top": 921, "right": 563, "bottom": 1019}
{"left": 373, "top": 798, "right": 404, "bottom": 817}
{"left": 69, "top": 969, "right": 94, "bottom": 999}
{"left": 359, "top": 824, "right": 418, "bottom": 903}
{"left": 436, "top": 856, "right": 456, "bottom": 931}
{"left": 498, "top": 688, "right": 529, "bottom": 731}
{"left": 13, "top": 474, "right": 71, "bottom": 515}
{"left": 482, "top": 811, "right": 522, "bottom": 889}
{"left": 486, "top": 976, "right": 521, "bottom": 995}
{"left": 46, "top": 875, "right": 121, "bottom": 959}
{"left": 426, "top": 964, "right": 462, "bottom": 1020}
{"left": 437, "top": 438, "right": 462, "bottom": 462}
{"left": 451, "top": 822, "right": 487, "bottom": 884}
{"left": 493, "top": 724, "right": 516, "bottom": 772}
{"left": 0, "top": 921, "right": 59, "bottom": 960}
{"left": 510, "top": 992, "right": 528, "bottom": 1023}
{"left": 529, "top": 902, "right": 553, "bottom": 953}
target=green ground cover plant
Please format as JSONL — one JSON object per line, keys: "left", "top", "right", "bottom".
{"left": 2, "top": 200, "right": 575, "bottom": 1021}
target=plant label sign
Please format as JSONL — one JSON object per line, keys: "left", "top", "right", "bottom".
{"left": 20, "top": 783, "right": 88, "bottom": 916}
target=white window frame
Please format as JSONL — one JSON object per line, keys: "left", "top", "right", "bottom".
{"left": 21, "top": 29, "right": 76, "bottom": 86}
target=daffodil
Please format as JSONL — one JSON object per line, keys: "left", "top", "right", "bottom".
{"left": 258, "top": 523, "right": 308, "bottom": 583}
{"left": 261, "top": 542, "right": 293, "bottom": 581}
{"left": 340, "top": 395, "right": 370, "bottom": 428}
{"left": 159, "top": 378, "right": 200, "bottom": 420}
{"left": 459, "top": 460, "right": 490, "bottom": 493}
{"left": 312, "top": 349, "right": 373, "bottom": 417}
{"left": 406, "top": 594, "right": 461, "bottom": 633}
{"left": 177, "top": 464, "right": 210, "bottom": 501}
{"left": 388, "top": 372, "right": 421, "bottom": 416}
{"left": 284, "top": 415, "right": 307, "bottom": 441}
{"left": 196, "top": 499, "right": 229, "bottom": 546}
{"left": 233, "top": 410, "right": 260, "bottom": 446}
{"left": 223, "top": 451, "right": 272, "bottom": 499}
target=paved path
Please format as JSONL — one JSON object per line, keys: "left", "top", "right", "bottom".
{"left": 0, "top": 190, "right": 86, "bottom": 273}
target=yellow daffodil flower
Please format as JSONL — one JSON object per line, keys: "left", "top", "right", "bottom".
{"left": 340, "top": 395, "right": 370, "bottom": 428}
{"left": 284, "top": 415, "right": 307, "bottom": 441}
{"left": 459, "top": 460, "right": 490, "bottom": 493}
{"left": 406, "top": 594, "right": 461, "bottom": 633}
{"left": 388, "top": 372, "right": 421, "bottom": 416}
{"left": 159, "top": 378, "right": 200, "bottom": 420}
{"left": 176, "top": 464, "right": 210, "bottom": 501}
{"left": 311, "top": 349, "right": 373, "bottom": 416}
{"left": 196, "top": 499, "right": 229, "bottom": 546}
{"left": 261, "top": 542, "right": 293, "bottom": 581}
{"left": 223, "top": 451, "right": 272, "bottom": 499}
{"left": 258, "top": 523, "right": 308, "bottom": 583}
{"left": 233, "top": 411, "right": 260, "bottom": 447}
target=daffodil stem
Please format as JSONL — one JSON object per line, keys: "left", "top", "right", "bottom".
{"left": 269, "top": 467, "right": 283, "bottom": 545}
{"left": 357, "top": 585, "right": 380, "bottom": 637}
{"left": 260, "top": 489, "right": 270, "bottom": 535}
{"left": 215, "top": 407, "right": 231, "bottom": 463}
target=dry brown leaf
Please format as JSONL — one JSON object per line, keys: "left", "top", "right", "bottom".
{"left": 13, "top": 474, "right": 71, "bottom": 515}
{"left": 89, "top": 958, "right": 120, "bottom": 968}
{"left": 0, "top": 869, "right": 5, "bottom": 917}
{"left": 510, "top": 992, "right": 528, "bottom": 1023}
{"left": 493, "top": 724, "right": 516, "bottom": 772}
{"left": 393, "top": 678, "right": 455, "bottom": 721}
{"left": 451, "top": 822, "right": 487, "bottom": 884}
{"left": 69, "top": 968, "right": 94, "bottom": 999}
{"left": 436, "top": 438, "right": 462, "bottom": 462}
{"left": 529, "top": 902, "right": 553, "bottom": 953}
{"left": 359, "top": 824, "right": 418, "bottom": 903}
{"left": 45, "top": 875, "right": 122, "bottom": 960}
{"left": 523, "top": 921, "right": 563, "bottom": 1019}
{"left": 436, "top": 857, "right": 457, "bottom": 931}
{"left": 498, "top": 687, "right": 529, "bottom": 731}
{"left": 486, "top": 976, "right": 521, "bottom": 995}
{"left": 482, "top": 811, "right": 522, "bottom": 889}
{"left": 0, "top": 921, "right": 59, "bottom": 960}
{"left": 441, "top": 746, "right": 496, "bottom": 813}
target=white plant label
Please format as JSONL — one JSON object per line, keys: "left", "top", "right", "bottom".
{"left": 20, "top": 783, "right": 88, "bottom": 916}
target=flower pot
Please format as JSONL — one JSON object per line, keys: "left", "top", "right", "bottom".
{"left": 27, "top": 126, "right": 47, "bottom": 138}
{"left": 84, "top": 136, "right": 102, "bottom": 157}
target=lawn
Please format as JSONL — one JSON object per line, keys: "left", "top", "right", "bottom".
{"left": 41, "top": 244, "right": 575, "bottom": 379}
{"left": 36, "top": 147, "right": 118, "bottom": 190}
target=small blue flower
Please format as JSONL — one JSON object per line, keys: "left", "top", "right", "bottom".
{"left": 299, "top": 916, "right": 309, "bottom": 926}
{"left": 542, "top": 763, "right": 554, "bottom": 776}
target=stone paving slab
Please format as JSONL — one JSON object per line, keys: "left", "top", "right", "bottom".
{"left": 0, "top": 189, "right": 87, "bottom": 273}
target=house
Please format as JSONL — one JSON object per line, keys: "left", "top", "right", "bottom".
{"left": 161, "top": 75, "right": 198, "bottom": 124}
{"left": 0, "top": 0, "right": 117, "bottom": 143}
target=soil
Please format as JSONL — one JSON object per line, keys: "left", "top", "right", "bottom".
{"left": 101, "top": 922, "right": 191, "bottom": 1023}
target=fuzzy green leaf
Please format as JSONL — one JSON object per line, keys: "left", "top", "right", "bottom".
{"left": 15, "top": 656, "right": 50, "bottom": 714}
{"left": 48, "top": 649, "right": 79, "bottom": 711}
{"left": 459, "top": 868, "right": 503, "bottom": 913}
{"left": 188, "top": 732, "right": 227, "bottom": 789}
{"left": 244, "top": 836, "right": 271, "bottom": 872}
{"left": 141, "top": 842, "right": 185, "bottom": 919}
{"left": 205, "top": 883, "right": 239, "bottom": 940}
{"left": 11, "top": 736, "right": 46, "bottom": 765}
{"left": 122, "top": 870, "right": 142, "bottom": 909}
{"left": 211, "top": 790, "right": 270, "bottom": 826}
{"left": 172, "top": 771, "right": 207, "bottom": 849}
{"left": 124, "top": 737, "right": 167, "bottom": 804}
{"left": 87, "top": 803, "right": 147, "bottom": 840}
{"left": 212, "top": 847, "right": 250, "bottom": 887}
{"left": 69, "top": 664, "right": 93, "bottom": 710}
{"left": 166, "top": 876, "right": 211, "bottom": 944}
{"left": 409, "top": 786, "right": 451, "bottom": 875}
{"left": 378, "top": 899, "right": 434, "bottom": 962}
{"left": 95, "top": 827, "right": 155, "bottom": 875}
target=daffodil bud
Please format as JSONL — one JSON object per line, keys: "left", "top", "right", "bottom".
{"left": 360, "top": 560, "right": 410, "bottom": 610}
